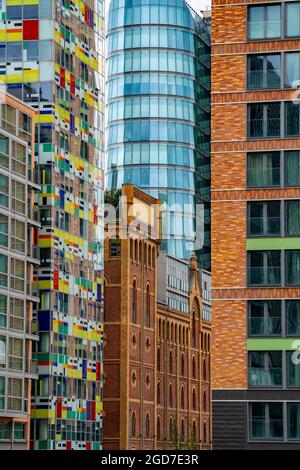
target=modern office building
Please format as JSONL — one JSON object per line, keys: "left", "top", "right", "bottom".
{"left": 212, "top": 0, "right": 300, "bottom": 449}
{"left": 107, "top": 0, "right": 211, "bottom": 269}
{"left": 0, "top": 0, "right": 105, "bottom": 450}
{"left": 0, "top": 92, "right": 39, "bottom": 449}
{"left": 103, "top": 184, "right": 211, "bottom": 450}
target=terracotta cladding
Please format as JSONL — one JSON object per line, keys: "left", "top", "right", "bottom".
{"left": 211, "top": 153, "right": 246, "bottom": 191}
{"left": 212, "top": 103, "right": 246, "bottom": 142}
{"left": 212, "top": 55, "right": 245, "bottom": 93}
{"left": 212, "top": 4, "right": 246, "bottom": 44}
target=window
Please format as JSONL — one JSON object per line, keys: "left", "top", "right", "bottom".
{"left": 0, "top": 422, "right": 9, "bottom": 439}
{"left": 288, "top": 403, "right": 300, "bottom": 439}
{"left": 248, "top": 201, "right": 280, "bottom": 236}
{"left": 287, "top": 351, "right": 300, "bottom": 387}
{"left": 11, "top": 180, "right": 25, "bottom": 215}
{"left": 169, "top": 351, "right": 173, "bottom": 374}
{"left": 14, "top": 422, "right": 25, "bottom": 440}
{"left": 0, "top": 174, "right": 8, "bottom": 209}
{"left": 10, "top": 258, "right": 25, "bottom": 292}
{"left": 248, "top": 5, "right": 281, "bottom": 40}
{"left": 286, "top": 200, "right": 300, "bottom": 235}
{"left": 248, "top": 300, "right": 281, "bottom": 336}
{"left": 0, "top": 214, "right": 8, "bottom": 248}
{"left": 192, "top": 356, "right": 196, "bottom": 378}
{"left": 132, "top": 280, "right": 137, "bottom": 324}
{"left": 0, "top": 376, "right": 5, "bottom": 409}
{"left": 145, "top": 413, "right": 150, "bottom": 438}
{"left": 7, "top": 42, "right": 22, "bottom": 61}
{"left": 247, "top": 152, "right": 280, "bottom": 187}
{"left": 110, "top": 239, "right": 121, "bottom": 257}
{"left": 248, "top": 54, "right": 280, "bottom": 89}
{"left": 181, "top": 354, "right": 185, "bottom": 376}
{"left": 9, "top": 298, "right": 24, "bottom": 331}
{"left": 0, "top": 254, "right": 7, "bottom": 287}
{"left": 286, "top": 251, "right": 300, "bottom": 285}
{"left": 24, "top": 5, "right": 38, "bottom": 19}
{"left": 8, "top": 377, "right": 22, "bottom": 411}
{"left": 248, "top": 351, "right": 282, "bottom": 387}
{"left": 181, "top": 386, "right": 185, "bottom": 409}
{"left": 7, "top": 6, "right": 22, "bottom": 20}
{"left": 250, "top": 403, "right": 283, "bottom": 439}
{"left": 9, "top": 337, "right": 23, "bottom": 370}
{"left": 169, "top": 384, "right": 173, "bottom": 408}
{"left": 285, "top": 150, "right": 300, "bottom": 186}
{"left": 285, "top": 52, "right": 300, "bottom": 87}
{"left": 287, "top": 300, "right": 300, "bottom": 335}
{"left": 285, "top": 102, "right": 300, "bottom": 136}
{"left": 157, "top": 382, "right": 160, "bottom": 405}
{"left": 0, "top": 135, "right": 9, "bottom": 170}
{"left": 157, "top": 347, "right": 160, "bottom": 372}
{"left": 286, "top": 2, "right": 300, "bottom": 37}
{"left": 12, "top": 141, "right": 26, "bottom": 177}
{"left": 192, "top": 389, "right": 196, "bottom": 410}
{"left": 157, "top": 417, "right": 161, "bottom": 441}
{"left": 11, "top": 219, "right": 25, "bottom": 253}
{"left": 145, "top": 284, "right": 150, "bottom": 327}
{"left": 0, "top": 335, "right": 6, "bottom": 368}
{"left": 248, "top": 250, "right": 281, "bottom": 286}
{"left": 0, "top": 295, "right": 6, "bottom": 328}
{"left": 248, "top": 103, "right": 281, "bottom": 138}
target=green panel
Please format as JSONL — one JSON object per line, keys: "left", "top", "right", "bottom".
{"left": 247, "top": 237, "right": 300, "bottom": 251}
{"left": 247, "top": 338, "right": 300, "bottom": 350}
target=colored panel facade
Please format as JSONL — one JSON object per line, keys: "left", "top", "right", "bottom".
{"left": 106, "top": 0, "right": 211, "bottom": 269}
{"left": 0, "top": 0, "right": 105, "bottom": 450}
{"left": 0, "top": 92, "right": 39, "bottom": 449}
{"left": 212, "top": 0, "right": 300, "bottom": 449}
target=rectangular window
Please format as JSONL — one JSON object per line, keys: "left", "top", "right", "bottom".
{"left": 285, "top": 52, "right": 300, "bottom": 87}
{"left": 287, "top": 351, "right": 300, "bottom": 387}
{"left": 248, "top": 54, "right": 280, "bottom": 89}
{"left": 0, "top": 174, "right": 8, "bottom": 209}
{"left": 0, "top": 295, "right": 7, "bottom": 328}
{"left": 11, "top": 219, "right": 25, "bottom": 253}
{"left": 8, "top": 337, "right": 23, "bottom": 370}
{"left": 110, "top": 239, "right": 121, "bottom": 257}
{"left": 0, "top": 335, "right": 6, "bottom": 368}
{"left": 0, "top": 135, "right": 9, "bottom": 170}
{"left": 250, "top": 403, "right": 283, "bottom": 439}
{"left": 286, "top": 200, "right": 300, "bottom": 235}
{"left": 249, "top": 351, "right": 282, "bottom": 387}
{"left": 7, "top": 377, "right": 22, "bottom": 411}
{"left": 286, "top": 300, "right": 300, "bottom": 335}
{"left": 0, "top": 422, "right": 9, "bottom": 439}
{"left": 248, "top": 201, "right": 280, "bottom": 236}
{"left": 248, "top": 250, "right": 281, "bottom": 286}
{"left": 286, "top": 2, "right": 300, "bottom": 37}
{"left": 0, "top": 254, "right": 7, "bottom": 287}
{"left": 285, "top": 150, "right": 300, "bottom": 186}
{"left": 13, "top": 422, "right": 25, "bottom": 441}
{"left": 285, "top": 102, "right": 300, "bottom": 136}
{"left": 286, "top": 250, "right": 300, "bottom": 285}
{"left": 7, "top": 42, "right": 22, "bottom": 61}
{"left": 0, "top": 376, "right": 5, "bottom": 409}
{"left": 248, "top": 102, "right": 281, "bottom": 138}
{"left": 248, "top": 300, "right": 281, "bottom": 336}
{"left": 0, "top": 214, "right": 8, "bottom": 248}
{"left": 288, "top": 403, "right": 300, "bottom": 439}
{"left": 248, "top": 5, "right": 281, "bottom": 40}
{"left": 11, "top": 180, "right": 25, "bottom": 215}
{"left": 10, "top": 258, "right": 25, "bottom": 292}
{"left": 11, "top": 141, "right": 26, "bottom": 177}
{"left": 9, "top": 298, "right": 24, "bottom": 332}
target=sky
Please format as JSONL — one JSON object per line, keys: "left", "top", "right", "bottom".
{"left": 186, "top": 0, "right": 211, "bottom": 13}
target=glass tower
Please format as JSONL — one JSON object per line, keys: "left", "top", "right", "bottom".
{"left": 0, "top": 0, "right": 105, "bottom": 450}
{"left": 107, "top": 0, "right": 211, "bottom": 269}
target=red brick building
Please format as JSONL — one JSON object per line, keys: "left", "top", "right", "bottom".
{"left": 103, "top": 185, "right": 211, "bottom": 450}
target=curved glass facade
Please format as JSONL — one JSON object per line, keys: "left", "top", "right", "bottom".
{"left": 107, "top": 0, "right": 211, "bottom": 267}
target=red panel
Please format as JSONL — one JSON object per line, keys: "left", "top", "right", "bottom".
{"left": 23, "top": 20, "right": 39, "bottom": 40}
{"left": 56, "top": 398, "right": 62, "bottom": 419}
{"left": 60, "top": 68, "right": 65, "bottom": 88}
{"left": 70, "top": 74, "right": 75, "bottom": 95}
{"left": 93, "top": 204, "right": 98, "bottom": 225}
{"left": 91, "top": 401, "right": 96, "bottom": 421}
{"left": 86, "top": 442, "right": 91, "bottom": 451}
{"left": 66, "top": 441, "right": 71, "bottom": 451}
{"left": 85, "top": 5, "right": 89, "bottom": 24}
{"left": 96, "top": 362, "right": 100, "bottom": 381}
{"left": 54, "top": 269, "right": 59, "bottom": 290}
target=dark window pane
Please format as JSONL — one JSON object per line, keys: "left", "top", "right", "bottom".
{"left": 247, "top": 152, "right": 280, "bottom": 187}
{"left": 285, "top": 151, "right": 300, "bottom": 186}
{"left": 7, "top": 43, "right": 22, "bottom": 61}
{"left": 0, "top": 44, "right": 5, "bottom": 61}
{"left": 287, "top": 300, "right": 300, "bottom": 335}
{"left": 288, "top": 404, "right": 300, "bottom": 439}
{"left": 286, "top": 200, "right": 300, "bottom": 235}
{"left": 249, "top": 103, "right": 263, "bottom": 137}
{"left": 286, "top": 251, "right": 300, "bottom": 285}
{"left": 267, "top": 102, "right": 280, "bottom": 136}
{"left": 267, "top": 55, "right": 281, "bottom": 88}
{"left": 23, "top": 5, "right": 38, "bottom": 19}
{"left": 287, "top": 351, "right": 300, "bottom": 387}
{"left": 248, "top": 55, "right": 264, "bottom": 89}
{"left": 286, "top": 102, "right": 300, "bottom": 136}
{"left": 7, "top": 6, "right": 22, "bottom": 20}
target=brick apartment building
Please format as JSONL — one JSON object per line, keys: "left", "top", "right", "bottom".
{"left": 212, "top": 0, "right": 300, "bottom": 449}
{"left": 103, "top": 184, "right": 211, "bottom": 450}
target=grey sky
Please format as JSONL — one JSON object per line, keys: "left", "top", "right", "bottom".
{"left": 186, "top": 0, "right": 211, "bottom": 13}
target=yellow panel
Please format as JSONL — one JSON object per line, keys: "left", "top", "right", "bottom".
{"left": 23, "top": 69, "right": 39, "bottom": 82}
{"left": 6, "top": 32, "right": 23, "bottom": 42}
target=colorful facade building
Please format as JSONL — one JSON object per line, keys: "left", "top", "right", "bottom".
{"left": 106, "top": 0, "right": 211, "bottom": 270}
{"left": 0, "top": 92, "right": 39, "bottom": 449}
{"left": 103, "top": 184, "right": 211, "bottom": 450}
{"left": 212, "top": 0, "right": 300, "bottom": 449}
{"left": 0, "top": 0, "right": 105, "bottom": 450}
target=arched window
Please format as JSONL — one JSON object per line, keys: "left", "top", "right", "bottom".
{"left": 130, "top": 239, "right": 133, "bottom": 259}
{"left": 192, "top": 310, "right": 196, "bottom": 347}
{"left": 139, "top": 240, "right": 142, "bottom": 263}
{"left": 169, "top": 350, "right": 173, "bottom": 374}
{"left": 181, "top": 353, "right": 185, "bottom": 376}
{"left": 157, "top": 347, "right": 161, "bottom": 372}
{"left": 152, "top": 247, "right": 155, "bottom": 268}
{"left": 148, "top": 245, "right": 151, "bottom": 267}
{"left": 192, "top": 420, "right": 197, "bottom": 441}
{"left": 169, "top": 418, "right": 173, "bottom": 440}
{"left": 181, "top": 385, "right": 184, "bottom": 409}
{"left": 179, "top": 326, "right": 181, "bottom": 345}
{"left": 145, "top": 284, "right": 150, "bottom": 327}
{"left": 157, "top": 382, "right": 161, "bottom": 405}
{"left": 144, "top": 242, "right": 147, "bottom": 265}
{"left": 192, "top": 388, "right": 196, "bottom": 410}
{"left": 203, "top": 422, "right": 207, "bottom": 443}
{"left": 203, "top": 358, "right": 207, "bottom": 381}
{"left": 167, "top": 322, "right": 170, "bottom": 341}
{"left": 132, "top": 280, "right": 137, "bottom": 324}
{"left": 208, "top": 335, "right": 210, "bottom": 351}
{"left": 171, "top": 323, "right": 174, "bottom": 342}
{"left": 145, "top": 413, "right": 150, "bottom": 438}
{"left": 181, "top": 419, "right": 185, "bottom": 440}
{"left": 192, "top": 356, "right": 196, "bottom": 378}
{"left": 203, "top": 390, "right": 207, "bottom": 412}
{"left": 131, "top": 412, "right": 136, "bottom": 437}
{"left": 134, "top": 239, "right": 138, "bottom": 262}
{"left": 157, "top": 416, "right": 161, "bottom": 441}
{"left": 169, "top": 384, "right": 173, "bottom": 408}
{"left": 159, "top": 319, "right": 161, "bottom": 339}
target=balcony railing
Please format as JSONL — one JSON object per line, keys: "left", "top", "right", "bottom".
{"left": 249, "top": 367, "right": 282, "bottom": 387}
{"left": 248, "top": 267, "right": 281, "bottom": 286}
{"left": 248, "top": 316, "right": 281, "bottom": 336}
{"left": 247, "top": 217, "right": 281, "bottom": 236}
